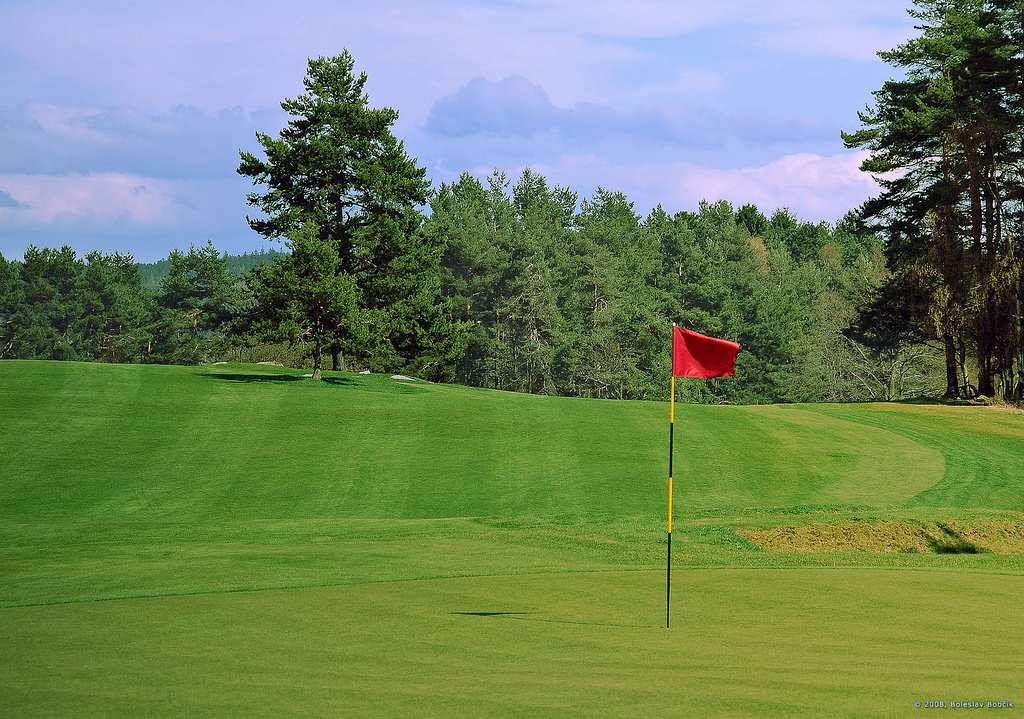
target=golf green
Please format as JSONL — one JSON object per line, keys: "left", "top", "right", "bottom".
{"left": 3, "top": 570, "right": 1021, "bottom": 717}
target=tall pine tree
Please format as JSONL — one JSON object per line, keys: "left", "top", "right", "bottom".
{"left": 238, "top": 51, "right": 458, "bottom": 375}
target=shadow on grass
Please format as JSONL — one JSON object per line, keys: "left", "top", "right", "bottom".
{"left": 450, "top": 611, "right": 655, "bottom": 628}
{"left": 201, "top": 372, "right": 355, "bottom": 386}
{"left": 200, "top": 372, "right": 427, "bottom": 395}
{"left": 893, "top": 397, "right": 981, "bottom": 407}
{"left": 923, "top": 523, "right": 984, "bottom": 554}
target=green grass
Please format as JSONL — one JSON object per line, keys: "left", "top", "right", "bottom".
{"left": 2, "top": 360, "right": 1023, "bottom": 717}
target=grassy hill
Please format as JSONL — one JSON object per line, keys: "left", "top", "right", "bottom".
{"left": 2, "top": 361, "right": 1023, "bottom": 717}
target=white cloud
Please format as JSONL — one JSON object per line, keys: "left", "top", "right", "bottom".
{"left": 0, "top": 103, "right": 273, "bottom": 179}
{"left": 27, "top": 103, "right": 111, "bottom": 143}
{"left": 673, "top": 151, "right": 876, "bottom": 217}
{"left": 527, "top": 150, "right": 876, "bottom": 220}
{"left": 0, "top": 172, "right": 266, "bottom": 259}
{"left": 425, "top": 76, "right": 834, "bottom": 148}
{"left": 0, "top": 173, "right": 183, "bottom": 229}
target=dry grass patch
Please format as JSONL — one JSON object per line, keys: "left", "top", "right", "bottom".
{"left": 739, "top": 518, "right": 1024, "bottom": 554}
{"left": 739, "top": 520, "right": 931, "bottom": 553}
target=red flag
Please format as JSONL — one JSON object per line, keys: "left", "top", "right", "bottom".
{"left": 672, "top": 326, "right": 740, "bottom": 378}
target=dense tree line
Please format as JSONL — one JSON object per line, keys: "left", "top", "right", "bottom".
{"left": 0, "top": 190, "right": 912, "bottom": 403}
{"left": 0, "top": 242, "right": 242, "bottom": 365}
{"left": 137, "top": 249, "right": 284, "bottom": 290}
{"left": 845, "top": 0, "right": 1024, "bottom": 400}
{"left": 425, "top": 171, "right": 903, "bottom": 403}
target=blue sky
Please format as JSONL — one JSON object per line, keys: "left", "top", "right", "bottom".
{"left": 0, "top": 1, "right": 913, "bottom": 260}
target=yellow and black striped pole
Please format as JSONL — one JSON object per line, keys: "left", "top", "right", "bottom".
{"left": 667, "top": 372, "right": 675, "bottom": 628}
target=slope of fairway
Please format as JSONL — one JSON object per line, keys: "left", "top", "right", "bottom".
{"left": 6, "top": 360, "right": 1018, "bottom": 526}
{"left": 2, "top": 360, "right": 1023, "bottom": 717}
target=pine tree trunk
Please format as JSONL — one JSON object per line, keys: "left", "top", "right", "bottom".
{"left": 939, "top": 147, "right": 960, "bottom": 402}
{"left": 969, "top": 159, "right": 995, "bottom": 397}
{"left": 982, "top": 152, "right": 1003, "bottom": 399}
{"left": 331, "top": 345, "right": 342, "bottom": 371}
{"left": 944, "top": 333, "right": 959, "bottom": 399}
{"left": 311, "top": 333, "right": 323, "bottom": 381}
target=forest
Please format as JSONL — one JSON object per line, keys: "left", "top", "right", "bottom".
{"left": 1, "top": 0, "right": 1021, "bottom": 404}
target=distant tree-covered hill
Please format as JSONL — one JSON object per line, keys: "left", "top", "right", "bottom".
{"left": 137, "top": 249, "right": 285, "bottom": 289}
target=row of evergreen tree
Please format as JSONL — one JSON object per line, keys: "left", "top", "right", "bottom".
{"left": 0, "top": 187, "right": 932, "bottom": 403}
{"left": 0, "top": 243, "right": 242, "bottom": 365}
{"left": 427, "top": 172, "right": 904, "bottom": 403}
{"left": 136, "top": 249, "right": 284, "bottom": 290}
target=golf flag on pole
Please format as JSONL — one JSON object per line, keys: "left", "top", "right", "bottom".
{"left": 665, "top": 325, "right": 740, "bottom": 628}
{"left": 672, "top": 326, "right": 741, "bottom": 379}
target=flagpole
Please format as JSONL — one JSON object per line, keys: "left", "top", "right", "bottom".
{"left": 667, "top": 347, "right": 675, "bottom": 629}
{"left": 666, "top": 324, "right": 739, "bottom": 629}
